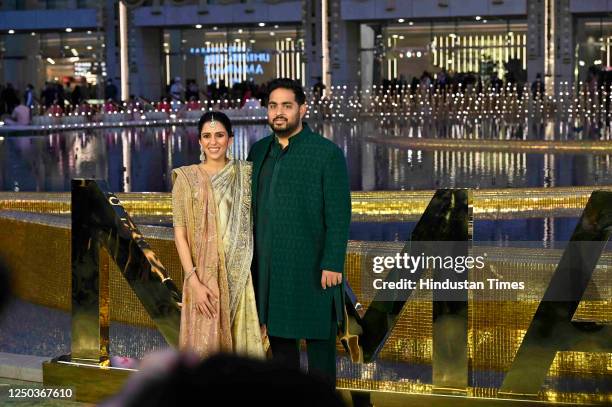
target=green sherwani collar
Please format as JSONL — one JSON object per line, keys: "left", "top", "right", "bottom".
{"left": 275, "top": 121, "right": 311, "bottom": 150}
{"left": 251, "top": 121, "right": 312, "bottom": 211}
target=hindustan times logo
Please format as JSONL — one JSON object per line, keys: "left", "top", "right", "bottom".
{"left": 372, "top": 253, "right": 486, "bottom": 274}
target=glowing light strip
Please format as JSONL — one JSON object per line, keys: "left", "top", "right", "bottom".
{"left": 522, "top": 34, "right": 527, "bottom": 70}
{"left": 290, "top": 40, "right": 294, "bottom": 80}
{"left": 464, "top": 35, "right": 468, "bottom": 71}
{"left": 275, "top": 40, "right": 280, "bottom": 81}
{"left": 504, "top": 34, "right": 509, "bottom": 63}
{"left": 321, "top": 0, "right": 330, "bottom": 95}
{"left": 603, "top": 37, "right": 609, "bottom": 66}
{"left": 242, "top": 41, "right": 246, "bottom": 82}
{"left": 433, "top": 37, "right": 438, "bottom": 66}
{"left": 205, "top": 43, "right": 210, "bottom": 85}
{"left": 296, "top": 39, "right": 303, "bottom": 84}
{"left": 119, "top": 1, "right": 129, "bottom": 101}
{"left": 226, "top": 42, "right": 230, "bottom": 86}
{"left": 281, "top": 40, "right": 285, "bottom": 77}
{"left": 445, "top": 35, "right": 449, "bottom": 69}
{"left": 165, "top": 53, "right": 170, "bottom": 87}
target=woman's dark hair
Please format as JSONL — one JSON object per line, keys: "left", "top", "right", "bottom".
{"left": 197, "top": 111, "right": 233, "bottom": 138}
{"left": 266, "top": 78, "right": 306, "bottom": 105}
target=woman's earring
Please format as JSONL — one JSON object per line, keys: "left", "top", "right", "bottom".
{"left": 200, "top": 145, "right": 206, "bottom": 163}
{"left": 227, "top": 144, "right": 234, "bottom": 160}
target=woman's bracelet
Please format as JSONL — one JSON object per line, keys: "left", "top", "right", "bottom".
{"left": 185, "top": 266, "right": 196, "bottom": 281}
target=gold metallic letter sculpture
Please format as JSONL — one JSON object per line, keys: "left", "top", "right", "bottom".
{"left": 45, "top": 179, "right": 182, "bottom": 402}
{"left": 499, "top": 190, "right": 612, "bottom": 398}
{"left": 70, "top": 179, "right": 181, "bottom": 364}
{"left": 347, "top": 189, "right": 473, "bottom": 394}
{"left": 346, "top": 189, "right": 611, "bottom": 399}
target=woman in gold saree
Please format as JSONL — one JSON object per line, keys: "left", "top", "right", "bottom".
{"left": 172, "top": 111, "right": 264, "bottom": 359}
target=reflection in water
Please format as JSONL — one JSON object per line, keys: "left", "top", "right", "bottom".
{"left": 321, "top": 115, "right": 612, "bottom": 141}
{"left": 122, "top": 130, "right": 131, "bottom": 192}
{"left": 355, "top": 144, "right": 612, "bottom": 191}
{"left": 1, "top": 121, "right": 612, "bottom": 192}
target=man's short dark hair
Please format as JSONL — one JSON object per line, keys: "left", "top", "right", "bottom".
{"left": 266, "top": 78, "right": 306, "bottom": 105}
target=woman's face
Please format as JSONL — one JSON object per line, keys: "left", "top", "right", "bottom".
{"left": 199, "top": 120, "right": 232, "bottom": 162}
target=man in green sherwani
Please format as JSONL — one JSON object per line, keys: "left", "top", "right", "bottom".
{"left": 247, "top": 78, "right": 351, "bottom": 383}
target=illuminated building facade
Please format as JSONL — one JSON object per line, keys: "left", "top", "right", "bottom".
{"left": 0, "top": 0, "right": 610, "bottom": 99}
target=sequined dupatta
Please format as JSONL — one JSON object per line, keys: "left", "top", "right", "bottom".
{"left": 211, "top": 161, "right": 264, "bottom": 358}
{"left": 210, "top": 160, "right": 254, "bottom": 322}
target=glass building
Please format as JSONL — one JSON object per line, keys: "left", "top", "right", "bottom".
{"left": 0, "top": 0, "right": 609, "bottom": 100}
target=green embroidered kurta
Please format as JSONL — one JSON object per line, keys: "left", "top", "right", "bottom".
{"left": 248, "top": 122, "right": 351, "bottom": 340}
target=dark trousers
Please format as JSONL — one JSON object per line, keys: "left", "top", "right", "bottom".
{"left": 268, "top": 312, "right": 337, "bottom": 385}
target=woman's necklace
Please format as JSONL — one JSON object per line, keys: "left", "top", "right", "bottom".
{"left": 200, "top": 158, "right": 230, "bottom": 177}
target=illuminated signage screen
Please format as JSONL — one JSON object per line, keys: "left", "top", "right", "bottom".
{"left": 190, "top": 45, "right": 271, "bottom": 84}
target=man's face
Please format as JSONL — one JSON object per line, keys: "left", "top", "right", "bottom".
{"left": 267, "top": 88, "right": 306, "bottom": 137}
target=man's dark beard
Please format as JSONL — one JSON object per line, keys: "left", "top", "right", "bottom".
{"left": 269, "top": 116, "right": 300, "bottom": 137}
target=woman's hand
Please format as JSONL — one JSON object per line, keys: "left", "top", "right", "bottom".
{"left": 188, "top": 277, "right": 218, "bottom": 318}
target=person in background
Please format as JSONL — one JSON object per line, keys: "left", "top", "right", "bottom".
{"left": 170, "top": 77, "right": 184, "bottom": 102}
{"left": 24, "top": 84, "right": 35, "bottom": 110}
{"left": 185, "top": 80, "right": 200, "bottom": 101}
{"left": 436, "top": 68, "right": 448, "bottom": 90}
{"left": 105, "top": 78, "right": 118, "bottom": 102}
{"left": 217, "top": 79, "right": 228, "bottom": 100}
{"left": 46, "top": 98, "right": 64, "bottom": 116}
{"left": 1, "top": 83, "right": 19, "bottom": 114}
{"left": 41, "top": 82, "right": 55, "bottom": 109}
{"left": 241, "top": 87, "right": 253, "bottom": 108}
{"left": 186, "top": 96, "right": 201, "bottom": 111}
{"left": 76, "top": 100, "right": 92, "bottom": 116}
{"left": 71, "top": 84, "right": 83, "bottom": 109}
{"left": 491, "top": 72, "right": 504, "bottom": 93}
{"left": 531, "top": 73, "right": 545, "bottom": 99}
{"left": 419, "top": 71, "right": 432, "bottom": 89}
{"left": 4, "top": 98, "right": 30, "bottom": 125}
{"left": 103, "top": 98, "right": 117, "bottom": 113}
{"left": 313, "top": 76, "right": 325, "bottom": 100}
{"left": 157, "top": 97, "right": 171, "bottom": 112}
{"left": 126, "top": 94, "right": 138, "bottom": 111}
{"left": 55, "top": 82, "right": 65, "bottom": 109}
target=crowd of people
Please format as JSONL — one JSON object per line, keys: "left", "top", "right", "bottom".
{"left": 377, "top": 66, "right": 611, "bottom": 101}
{"left": 0, "top": 65, "right": 610, "bottom": 127}
{"left": 0, "top": 78, "right": 100, "bottom": 125}
{"left": 166, "top": 76, "right": 269, "bottom": 106}
{"left": 365, "top": 67, "right": 611, "bottom": 126}
{"left": 379, "top": 69, "right": 536, "bottom": 98}
{"left": 0, "top": 77, "right": 273, "bottom": 126}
